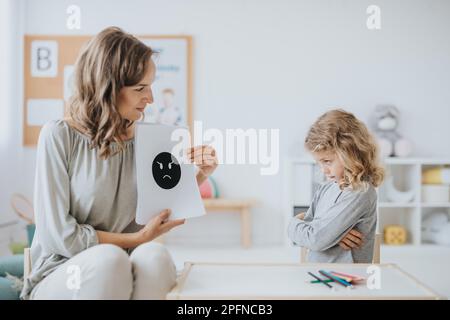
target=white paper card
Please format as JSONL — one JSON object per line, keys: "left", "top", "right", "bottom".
{"left": 27, "top": 99, "right": 64, "bottom": 126}
{"left": 31, "top": 41, "right": 58, "bottom": 77}
{"left": 135, "top": 122, "right": 206, "bottom": 224}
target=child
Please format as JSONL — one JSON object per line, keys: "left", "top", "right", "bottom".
{"left": 288, "top": 109, "right": 384, "bottom": 263}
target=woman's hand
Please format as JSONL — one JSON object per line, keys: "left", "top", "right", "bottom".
{"left": 136, "top": 209, "right": 185, "bottom": 244}
{"left": 339, "top": 229, "right": 364, "bottom": 250}
{"left": 188, "top": 145, "right": 218, "bottom": 186}
{"left": 188, "top": 145, "right": 218, "bottom": 178}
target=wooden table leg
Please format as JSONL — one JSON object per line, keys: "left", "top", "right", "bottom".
{"left": 241, "top": 207, "right": 251, "bottom": 248}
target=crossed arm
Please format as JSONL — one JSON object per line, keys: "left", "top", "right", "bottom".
{"left": 294, "top": 212, "right": 364, "bottom": 250}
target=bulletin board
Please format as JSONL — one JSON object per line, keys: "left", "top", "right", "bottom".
{"left": 23, "top": 35, "right": 193, "bottom": 146}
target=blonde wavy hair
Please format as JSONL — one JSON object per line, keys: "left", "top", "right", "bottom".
{"left": 68, "top": 26, "right": 154, "bottom": 159}
{"left": 305, "top": 109, "right": 385, "bottom": 190}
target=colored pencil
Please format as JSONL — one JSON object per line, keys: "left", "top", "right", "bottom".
{"left": 330, "top": 273, "right": 353, "bottom": 283}
{"left": 319, "top": 270, "right": 353, "bottom": 288}
{"left": 310, "top": 279, "right": 334, "bottom": 284}
{"left": 330, "top": 271, "right": 365, "bottom": 281}
{"left": 307, "top": 272, "right": 333, "bottom": 289}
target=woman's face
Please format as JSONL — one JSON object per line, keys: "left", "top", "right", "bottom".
{"left": 117, "top": 59, "right": 156, "bottom": 121}
{"left": 312, "top": 150, "right": 345, "bottom": 183}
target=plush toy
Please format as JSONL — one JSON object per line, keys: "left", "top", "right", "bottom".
{"left": 422, "top": 167, "right": 450, "bottom": 184}
{"left": 199, "top": 176, "right": 219, "bottom": 199}
{"left": 384, "top": 225, "right": 408, "bottom": 245}
{"left": 422, "top": 212, "right": 450, "bottom": 245}
{"left": 370, "top": 105, "right": 413, "bottom": 157}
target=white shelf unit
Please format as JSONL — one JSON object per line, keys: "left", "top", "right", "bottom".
{"left": 283, "top": 156, "right": 321, "bottom": 246}
{"left": 285, "top": 157, "right": 450, "bottom": 247}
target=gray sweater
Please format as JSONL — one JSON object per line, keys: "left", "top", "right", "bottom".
{"left": 287, "top": 181, "right": 377, "bottom": 263}
{"left": 21, "top": 120, "right": 142, "bottom": 299}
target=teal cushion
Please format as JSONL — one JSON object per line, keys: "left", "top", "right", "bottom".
{"left": 0, "top": 224, "right": 33, "bottom": 301}
{"left": 0, "top": 255, "right": 24, "bottom": 300}
{"left": 0, "top": 276, "right": 20, "bottom": 300}
{"left": 0, "top": 254, "right": 24, "bottom": 278}
{"left": 26, "top": 224, "right": 36, "bottom": 247}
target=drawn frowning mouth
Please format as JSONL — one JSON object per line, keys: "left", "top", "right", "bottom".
{"left": 163, "top": 175, "right": 172, "bottom": 179}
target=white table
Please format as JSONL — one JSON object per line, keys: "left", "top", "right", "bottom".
{"left": 167, "top": 262, "right": 443, "bottom": 300}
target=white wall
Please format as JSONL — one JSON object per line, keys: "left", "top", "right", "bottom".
{"left": 1, "top": 0, "right": 450, "bottom": 245}
{"left": 0, "top": 0, "right": 25, "bottom": 253}
{"left": 0, "top": 0, "right": 25, "bottom": 220}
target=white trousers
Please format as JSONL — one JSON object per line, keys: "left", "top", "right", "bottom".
{"left": 30, "top": 242, "right": 177, "bottom": 300}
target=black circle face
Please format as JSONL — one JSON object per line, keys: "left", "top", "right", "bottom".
{"left": 152, "top": 152, "right": 181, "bottom": 189}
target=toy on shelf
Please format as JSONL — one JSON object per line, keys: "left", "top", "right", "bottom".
{"left": 199, "top": 176, "right": 219, "bottom": 199}
{"left": 384, "top": 176, "right": 415, "bottom": 203}
{"left": 422, "top": 167, "right": 450, "bottom": 184}
{"left": 370, "top": 105, "right": 413, "bottom": 158}
{"left": 384, "top": 225, "right": 408, "bottom": 245}
{"left": 422, "top": 167, "right": 450, "bottom": 203}
{"left": 422, "top": 212, "right": 450, "bottom": 246}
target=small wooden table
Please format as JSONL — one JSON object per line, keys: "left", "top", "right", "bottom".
{"left": 202, "top": 198, "right": 256, "bottom": 248}
{"left": 155, "top": 198, "right": 256, "bottom": 248}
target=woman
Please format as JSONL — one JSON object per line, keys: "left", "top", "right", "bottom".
{"left": 20, "top": 27, "right": 217, "bottom": 300}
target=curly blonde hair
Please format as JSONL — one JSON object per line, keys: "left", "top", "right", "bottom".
{"left": 68, "top": 27, "right": 154, "bottom": 159}
{"left": 305, "top": 109, "right": 385, "bottom": 190}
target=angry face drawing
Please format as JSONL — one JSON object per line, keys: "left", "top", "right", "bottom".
{"left": 152, "top": 152, "right": 181, "bottom": 189}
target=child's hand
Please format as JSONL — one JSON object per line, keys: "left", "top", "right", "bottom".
{"left": 339, "top": 229, "right": 364, "bottom": 250}
{"left": 295, "top": 212, "right": 305, "bottom": 220}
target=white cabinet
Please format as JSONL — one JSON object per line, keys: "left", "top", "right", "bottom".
{"left": 283, "top": 157, "right": 320, "bottom": 246}
{"left": 285, "top": 157, "right": 450, "bottom": 247}
{"left": 379, "top": 158, "right": 450, "bottom": 246}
